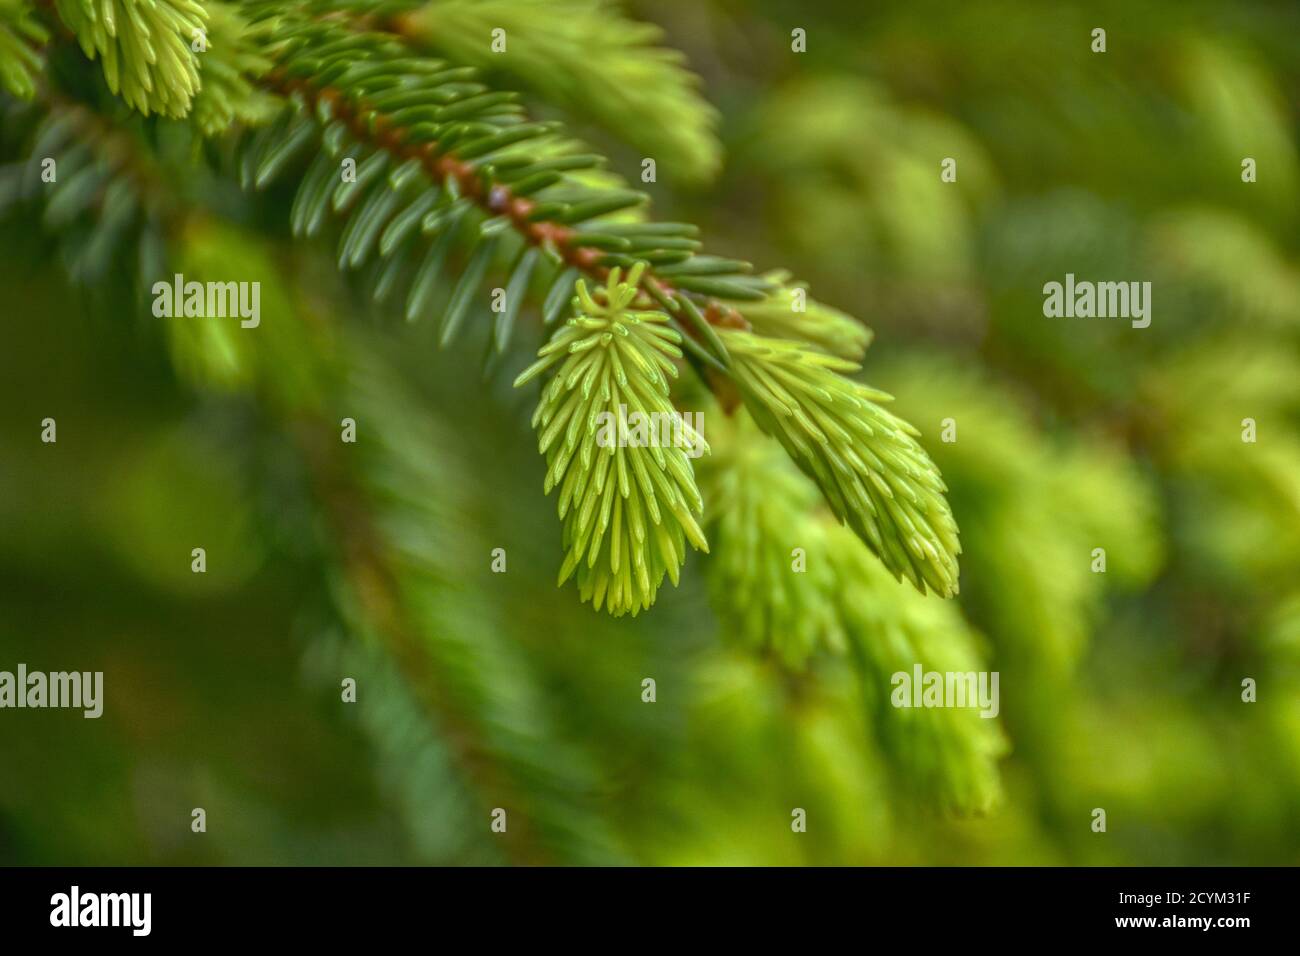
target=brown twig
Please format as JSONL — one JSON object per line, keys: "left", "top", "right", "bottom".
{"left": 263, "top": 68, "right": 751, "bottom": 408}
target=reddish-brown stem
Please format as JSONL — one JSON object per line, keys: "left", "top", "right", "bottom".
{"left": 265, "top": 71, "right": 749, "bottom": 332}
{"left": 264, "top": 69, "right": 748, "bottom": 410}
{"left": 275, "top": 74, "right": 617, "bottom": 276}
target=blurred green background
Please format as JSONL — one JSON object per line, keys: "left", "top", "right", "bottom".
{"left": 1, "top": 0, "right": 1298, "bottom": 865}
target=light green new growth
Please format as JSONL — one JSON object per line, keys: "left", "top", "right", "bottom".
{"left": 55, "top": 0, "right": 206, "bottom": 117}
{"left": 190, "top": 2, "right": 277, "bottom": 136}
{"left": 721, "top": 330, "right": 961, "bottom": 597}
{"left": 701, "top": 414, "right": 848, "bottom": 665}
{"left": 702, "top": 414, "right": 1003, "bottom": 813}
{"left": 0, "top": 0, "right": 47, "bottom": 99}
{"left": 741, "top": 271, "right": 873, "bottom": 361}
{"left": 400, "top": 0, "right": 722, "bottom": 183}
{"left": 515, "top": 263, "right": 709, "bottom": 616}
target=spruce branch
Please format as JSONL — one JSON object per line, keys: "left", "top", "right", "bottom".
{"left": 4, "top": 0, "right": 962, "bottom": 612}
{"left": 231, "top": 13, "right": 955, "bottom": 599}
{"left": 341, "top": 349, "right": 628, "bottom": 863}
{"left": 0, "top": 89, "right": 177, "bottom": 285}
{"left": 299, "top": 356, "right": 626, "bottom": 864}
{"left": 0, "top": 0, "right": 47, "bottom": 98}
{"left": 237, "top": 13, "right": 764, "bottom": 377}
{"left": 388, "top": 0, "right": 723, "bottom": 184}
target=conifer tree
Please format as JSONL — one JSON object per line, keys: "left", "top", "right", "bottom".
{"left": 3, "top": 0, "right": 1298, "bottom": 868}
{"left": 0, "top": 0, "right": 983, "bottom": 835}
{"left": 0, "top": 0, "right": 958, "bottom": 604}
